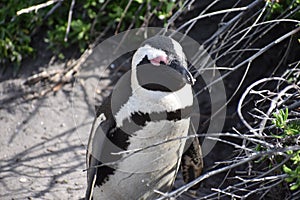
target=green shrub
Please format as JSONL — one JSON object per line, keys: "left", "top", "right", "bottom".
{"left": 266, "top": 0, "right": 300, "bottom": 19}
{"left": 0, "top": 0, "right": 181, "bottom": 69}
{"left": 273, "top": 108, "right": 300, "bottom": 191}
{"left": 0, "top": 0, "right": 44, "bottom": 67}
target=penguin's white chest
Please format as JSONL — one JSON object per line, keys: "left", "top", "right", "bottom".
{"left": 93, "top": 118, "right": 190, "bottom": 200}
{"left": 93, "top": 85, "right": 193, "bottom": 199}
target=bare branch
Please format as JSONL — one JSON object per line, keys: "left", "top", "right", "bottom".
{"left": 64, "top": 0, "right": 76, "bottom": 42}
{"left": 237, "top": 77, "right": 287, "bottom": 135}
{"left": 17, "top": 0, "right": 62, "bottom": 15}
{"left": 156, "top": 146, "right": 300, "bottom": 200}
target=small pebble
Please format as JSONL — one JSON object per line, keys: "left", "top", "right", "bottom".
{"left": 19, "top": 177, "right": 27, "bottom": 183}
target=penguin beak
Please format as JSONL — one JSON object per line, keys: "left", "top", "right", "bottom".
{"left": 168, "top": 60, "right": 196, "bottom": 85}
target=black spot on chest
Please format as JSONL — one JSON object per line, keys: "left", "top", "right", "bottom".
{"left": 123, "top": 106, "right": 192, "bottom": 131}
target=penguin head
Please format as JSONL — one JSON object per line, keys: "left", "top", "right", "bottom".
{"left": 131, "top": 36, "right": 195, "bottom": 91}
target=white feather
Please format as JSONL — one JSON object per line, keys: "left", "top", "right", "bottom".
{"left": 132, "top": 44, "right": 167, "bottom": 68}
{"left": 115, "top": 84, "right": 193, "bottom": 127}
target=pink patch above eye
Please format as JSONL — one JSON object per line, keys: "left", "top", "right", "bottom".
{"left": 150, "top": 56, "right": 168, "bottom": 66}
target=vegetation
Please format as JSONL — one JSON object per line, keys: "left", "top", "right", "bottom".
{"left": 0, "top": 0, "right": 39, "bottom": 67}
{"left": 1, "top": 0, "right": 299, "bottom": 70}
{"left": 0, "top": 0, "right": 180, "bottom": 69}
{"left": 273, "top": 108, "right": 300, "bottom": 137}
{"left": 267, "top": 0, "right": 300, "bottom": 20}
{"left": 273, "top": 108, "right": 300, "bottom": 191}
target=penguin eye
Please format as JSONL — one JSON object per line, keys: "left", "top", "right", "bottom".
{"left": 169, "top": 59, "right": 180, "bottom": 67}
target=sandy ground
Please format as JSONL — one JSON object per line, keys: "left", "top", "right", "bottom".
{"left": 0, "top": 61, "right": 112, "bottom": 199}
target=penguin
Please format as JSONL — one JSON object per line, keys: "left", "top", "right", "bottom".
{"left": 85, "top": 35, "right": 203, "bottom": 200}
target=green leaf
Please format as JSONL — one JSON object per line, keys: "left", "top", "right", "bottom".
{"left": 255, "top": 144, "right": 261, "bottom": 151}
{"left": 287, "top": 150, "right": 293, "bottom": 155}
{"left": 58, "top": 53, "right": 65, "bottom": 60}
{"left": 78, "top": 31, "right": 84, "bottom": 40}
{"left": 285, "top": 177, "right": 295, "bottom": 183}
{"left": 283, "top": 164, "right": 292, "bottom": 173}
{"left": 290, "top": 184, "right": 299, "bottom": 191}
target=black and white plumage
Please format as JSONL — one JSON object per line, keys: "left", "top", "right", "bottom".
{"left": 85, "top": 35, "right": 203, "bottom": 200}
